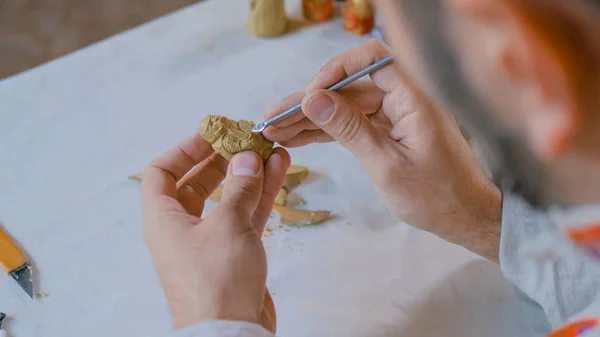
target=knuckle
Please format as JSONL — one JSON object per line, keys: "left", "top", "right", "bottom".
{"left": 379, "top": 151, "right": 408, "bottom": 182}
{"left": 261, "top": 188, "right": 279, "bottom": 205}
{"left": 368, "top": 38, "right": 393, "bottom": 56}
{"left": 321, "top": 56, "right": 341, "bottom": 73}
{"left": 231, "top": 182, "right": 257, "bottom": 200}
{"left": 289, "top": 91, "right": 305, "bottom": 102}
{"left": 216, "top": 201, "right": 247, "bottom": 221}
{"left": 209, "top": 208, "right": 254, "bottom": 235}
{"left": 365, "top": 38, "right": 381, "bottom": 51}
{"left": 336, "top": 111, "right": 363, "bottom": 143}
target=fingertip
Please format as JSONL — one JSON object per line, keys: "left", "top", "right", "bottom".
{"left": 270, "top": 147, "right": 291, "bottom": 171}
{"left": 279, "top": 137, "right": 313, "bottom": 148}
{"left": 278, "top": 140, "right": 302, "bottom": 148}
{"left": 262, "top": 126, "right": 280, "bottom": 142}
{"left": 263, "top": 126, "right": 294, "bottom": 144}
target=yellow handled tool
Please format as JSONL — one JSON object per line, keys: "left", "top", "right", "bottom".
{"left": 0, "top": 227, "right": 33, "bottom": 298}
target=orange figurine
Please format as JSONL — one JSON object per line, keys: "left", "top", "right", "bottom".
{"left": 302, "top": 0, "right": 334, "bottom": 22}
{"left": 342, "top": 0, "right": 375, "bottom": 35}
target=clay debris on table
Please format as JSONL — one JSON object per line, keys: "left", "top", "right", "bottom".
{"left": 35, "top": 291, "right": 50, "bottom": 298}
{"left": 199, "top": 115, "right": 274, "bottom": 162}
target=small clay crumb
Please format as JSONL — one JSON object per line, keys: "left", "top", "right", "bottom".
{"left": 128, "top": 173, "right": 143, "bottom": 182}
{"left": 283, "top": 228, "right": 290, "bottom": 232}
{"left": 36, "top": 291, "right": 50, "bottom": 298}
{"left": 265, "top": 226, "right": 273, "bottom": 232}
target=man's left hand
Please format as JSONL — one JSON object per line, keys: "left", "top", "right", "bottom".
{"left": 141, "top": 133, "right": 290, "bottom": 332}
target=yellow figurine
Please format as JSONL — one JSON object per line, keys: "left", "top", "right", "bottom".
{"left": 247, "top": 0, "right": 287, "bottom": 37}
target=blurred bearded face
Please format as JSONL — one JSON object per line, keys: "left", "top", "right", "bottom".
{"left": 371, "top": 0, "right": 600, "bottom": 209}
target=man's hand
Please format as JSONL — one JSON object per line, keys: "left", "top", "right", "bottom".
{"left": 264, "top": 40, "right": 502, "bottom": 262}
{"left": 141, "top": 133, "right": 290, "bottom": 332}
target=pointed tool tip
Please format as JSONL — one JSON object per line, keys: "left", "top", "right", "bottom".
{"left": 252, "top": 122, "right": 266, "bottom": 133}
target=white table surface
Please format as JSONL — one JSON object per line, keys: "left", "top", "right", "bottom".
{"left": 0, "top": 1, "right": 533, "bottom": 336}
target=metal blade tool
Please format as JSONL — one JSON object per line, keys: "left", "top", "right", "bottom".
{"left": 0, "top": 226, "right": 33, "bottom": 298}
{"left": 0, "top": 312, "right": 6, "bottom": 337}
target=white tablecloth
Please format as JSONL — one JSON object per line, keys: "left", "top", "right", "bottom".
{"left": 0, "top": 1, "right": 531, "bottom": 336}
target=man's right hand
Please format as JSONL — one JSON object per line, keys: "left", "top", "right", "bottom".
{"left": 263, "top": 40, "right": 503, "bottom": 262}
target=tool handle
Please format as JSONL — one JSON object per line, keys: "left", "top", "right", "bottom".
{"left": 253, "top": 55, "right": 395, "bottom": 132}
{"left": 0, "top": 227, "right": 25, "bottom": 273}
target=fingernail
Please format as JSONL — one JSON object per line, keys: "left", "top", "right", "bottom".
{"left": 232, "top": 152, "right": 260, "bottom": 177}
{"left": 306, "top": 93, "right": 335, "bottom": 124}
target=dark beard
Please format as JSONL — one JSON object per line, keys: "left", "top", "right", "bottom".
{"left": 398, "top": 0, "right": 549, "bottom": 209}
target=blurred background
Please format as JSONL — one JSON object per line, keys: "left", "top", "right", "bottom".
{"left": 0, "top": 0, "right": 202, "bottom": 80}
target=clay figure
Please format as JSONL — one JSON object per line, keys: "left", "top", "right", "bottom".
{"left": 302, "top": 0, "right": 334, "bottom": 22}
{"left": 247, "top": 0, "right": 287, "bottom": 37}
{"left": 342, "top": 0, "right": 375, "bottom": 35}
{"left": 199, "top": 115, "right": 274, "bottom": 161}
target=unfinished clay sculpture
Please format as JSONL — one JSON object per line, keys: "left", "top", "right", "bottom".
{"left": 247, "top": 0, "right": 287, "bottom": 37}
{"left": 302, "top": 0, "right": 334, "bottom": 22}
{"left": 342, "top": 0, "right": 375, "bottom": 35}
{"left": 199, "top": 115, "right": 274, "bottom": 161}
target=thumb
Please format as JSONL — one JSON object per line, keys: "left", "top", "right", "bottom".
{"left": 217, "top": 151, "right": 264, "bottom": 223}
{"left": 302, "top": 89, "right": 383, "bottom": 159}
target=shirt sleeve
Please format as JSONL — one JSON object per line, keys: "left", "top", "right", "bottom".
{"left": 499, "top": 191, "right": 600, "bottom": 335}
{"left": 166, "top": 320, "right": 276, "bottom": 337}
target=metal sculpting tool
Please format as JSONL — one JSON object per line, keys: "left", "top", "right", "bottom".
{"left": 0, "top": 312, "right": 6, "bottom": 337}
{"left": 252, "top": 54, "right": 395, "bottom": 133}
{"left": 0, "top": 227, "right": 33, "bottom": 298}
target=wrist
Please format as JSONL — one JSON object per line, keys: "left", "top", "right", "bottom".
{"left": 448, "top": 179, "right": 502, "bottom": 263}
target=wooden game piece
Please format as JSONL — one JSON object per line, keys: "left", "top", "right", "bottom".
{"left": 247, "top": 0, "right": 287, "bottom": 37}
{"left": 342, "top": 0, "right": 375, "bottom": 35}
{"left": 302, "top": 0, "right": 334, "bottom": 22}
